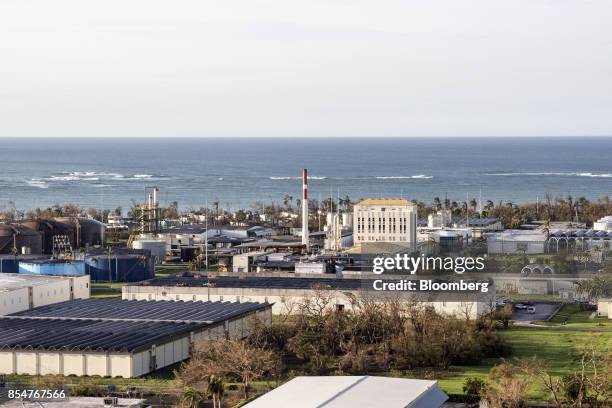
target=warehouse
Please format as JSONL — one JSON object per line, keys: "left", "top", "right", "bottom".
{"left": 0, "top": 273, "right": 90, "bottom": 315}
{"left": 0, "top": 298, "right": 271, "bottom": 377}
{"left": 123, "top": 276, "right": 489, "bottom": 318}
{"left": 243, "top": 376, "right": 448, "bottom": 408}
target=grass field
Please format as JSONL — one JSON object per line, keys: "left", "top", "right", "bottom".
{"left": 90, "top": 283, "right": 124, "bottom": 298}
{"left": 532, "top": 303, "right": 612, "bottom": 329}
{"left": 438, "top": 326, "right": 612, "bottom": 398}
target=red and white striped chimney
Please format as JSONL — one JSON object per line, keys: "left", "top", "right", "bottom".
{"left": 302, "top": 168, "right": 309, "bottom": 250}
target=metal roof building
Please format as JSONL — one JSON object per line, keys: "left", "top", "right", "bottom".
{"left": 242, "top": 376, "right": 448, "bottom": 408}
{"left": 0, "top": 273, "right": 90, "bottom": 316}
{"left": 124, "top": 276, "right": 489, "bottom": 319}
{"left": 0, "top": 299, "right": 271, "bottom": 378}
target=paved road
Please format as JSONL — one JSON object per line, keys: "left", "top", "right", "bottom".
{"left": 511, "top": 302, "right": 559, "bottom": 322}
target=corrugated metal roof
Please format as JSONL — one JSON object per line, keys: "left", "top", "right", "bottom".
{"left": 144, "top": 275, "right": 365, "bottom": 290}
{"left": 242, "top": 376, "right": 448, "bottom": 408}
{"left": 0, "top": 318, "right": 202, "bottom": 352}
{"left": 11, "top": 298, "right": 270, "bottom": 323}
{"left": 0, "top": 299, "right": 270, "bottom": 352}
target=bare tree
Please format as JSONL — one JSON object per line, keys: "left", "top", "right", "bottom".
{"left": 178, "top": 339, "right": 280, "bottom": 400}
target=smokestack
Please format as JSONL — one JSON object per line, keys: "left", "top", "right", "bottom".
{"left": 302, "top": 168, "right": 309, "bottom": 250}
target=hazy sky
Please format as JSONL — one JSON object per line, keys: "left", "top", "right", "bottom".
{"left": 1, "top": 0, "right": 611, "bottom": 137}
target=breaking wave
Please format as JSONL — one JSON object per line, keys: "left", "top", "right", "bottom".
{"left": 26, "top": 179, "right": 49, "bottom": 189}
{"left": 375, "top": 175, "right": 433, "bottom": 179}
{"left": 486, "top": 172, "right": 612, "bottom": 178}
{"left": 269, "top": 176, "right": 327, "bottom": 180}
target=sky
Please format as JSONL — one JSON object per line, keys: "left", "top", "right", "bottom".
{"left": 0, "top": 0, "right": 611, "bottom": 138}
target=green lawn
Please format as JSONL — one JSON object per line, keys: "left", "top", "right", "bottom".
{"left": 90, "top": 283, "right": 124, "bottom": 298}
{"left": 438, "top": 326, "right": 612, "bottom": 398}
{"left": 531, "top": 303, "right": 612, "bottom": 329}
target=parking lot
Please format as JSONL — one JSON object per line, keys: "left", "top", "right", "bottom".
{"left": 511, "top": 302, "right": 559, "bottom": 322}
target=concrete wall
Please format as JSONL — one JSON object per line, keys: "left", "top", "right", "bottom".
{"left": 123, "top": 284, "right": 484, "bottom": 318}
{"left": 0, "top": 275, "right": 89, "bottom": 316}
{"left": 0, "top": 287, "right": 30, "bottom": 315}
{"left": 597, "top": 299, "right": 611, "bottom": 318}
{"left": 71, "top": 275, "right": 91, "bottom": 299}
{"left": 31, "top": 279, "right": 72, "bottom": 308}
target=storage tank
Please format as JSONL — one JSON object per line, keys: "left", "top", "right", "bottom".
{"left": 85, "top": 253, "right": 154, "bottom": 282}
{"left": 131, "top": 240, "right": 166, "bottom": 263}
{"left": 20, "top": 219, "right": 76, "bottom": 254}
{"left": 54, "top": 217, "right": 105, "bottom": 248}
{"left": 18, "top": 260, "right": 85, "bottom": 276}
{"left": 0, "top": 254, "right": 49, "bottom": 273}
{"left": 0, "top": 224, "right": 43, "bottom": 255}
{"left": 180, "top": 246, "right": 198, "bottom": 262}
{"left": 342, "top": 212, "right": 353, "bottom": 227}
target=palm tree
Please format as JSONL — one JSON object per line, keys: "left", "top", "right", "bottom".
{"left": 469, "top": 198, "right": 478, "bottom": 214}
{"left": 207, "top": 375, "right": 224, "bottom": 408}
{"left": 282, "top": 194, "right": 294, "bottom": 210}
{"left": 181, "top": 386, "right": 203, "bottom": 408}
{"left": 212, "top": 201, "right": 220, "bottom": 221}
{"left": 339, "top": 195, "right": 352, "bottom": 212}
{"left": 433, "top": 197, "right": 442, "bottom": 211}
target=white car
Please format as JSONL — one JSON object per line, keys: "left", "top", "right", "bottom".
{"left": 527, "top": 306, "right": 536, "bottom": 314}
{"left": 514, "top": 303, "right": 528, "bottom": 310}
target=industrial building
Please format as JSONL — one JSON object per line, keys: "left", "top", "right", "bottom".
{"left": 123, "top": 276, "right": 489, "bottom": 318}
{"left": 485, "top": 230, "right": 548, "bottom": 254}
{"left": 242, "top": 376, "right": 448, "bottom": 408}
{"left": 0, "top": 273, "right": 90, "bottom": 315}
{"left": 353, "top": 198, "right": 417, "bottom": 247}
{"left": 0, "top": 298, "right": 271, "bottom": 377}
{"left": 594, "top": 216, "right": 612, "bottom": 231}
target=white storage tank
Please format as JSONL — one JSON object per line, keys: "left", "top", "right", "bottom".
{"left": 342, "top": 212, "right": 353, "bottom": 227}
{"left": 131, "top": 240, "right": 166, "bottom": 263}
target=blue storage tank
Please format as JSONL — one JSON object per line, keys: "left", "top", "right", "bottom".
{"left": 0, "top": 255, "right": 49, "bottom": 273}
{"left": 18, "top": 260, "right": 85, "bottom": 276}
{"left": 85, "top": 254, "right": 154, "bottom": 282}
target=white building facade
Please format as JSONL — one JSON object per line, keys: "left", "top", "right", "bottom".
{"left": 353, "top": 199, "right": 417, "bottom": 247}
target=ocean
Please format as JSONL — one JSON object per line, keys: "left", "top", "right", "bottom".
{"left": 0, "top": 137, "right": 610, "bottom": 212}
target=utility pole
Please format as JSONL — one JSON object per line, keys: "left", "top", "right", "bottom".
{"left": 205, "top": 199, "right": 208, "bottom": 275}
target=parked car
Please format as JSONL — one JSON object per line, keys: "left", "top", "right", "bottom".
{"left": 527, "top": 306, "right": 536, "bottom": 314}
{"left": 514, "top": 303, "right": 528, "bottom": 310}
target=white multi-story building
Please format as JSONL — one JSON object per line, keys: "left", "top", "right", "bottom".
{"left": 353, "top": 198, "right": 417, "bottom": 247}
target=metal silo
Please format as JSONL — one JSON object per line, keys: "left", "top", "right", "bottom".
{"left": 0, "top": 224, "right": 43, "bottom": 255}
{"left": 131, "top": 239, "right": 166, "bottom": 263}
{"left": 20, "top": 219, "right": 76, "bottom": 254}
{"left": 55, "top": 217, "right": 105, "bottom": 248}
{"left": 85, "top": 253, "right": 154, "bottom": 282}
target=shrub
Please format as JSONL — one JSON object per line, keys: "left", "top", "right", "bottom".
{"left": 463, "top": 377, "right": 486, "bottom": 397}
